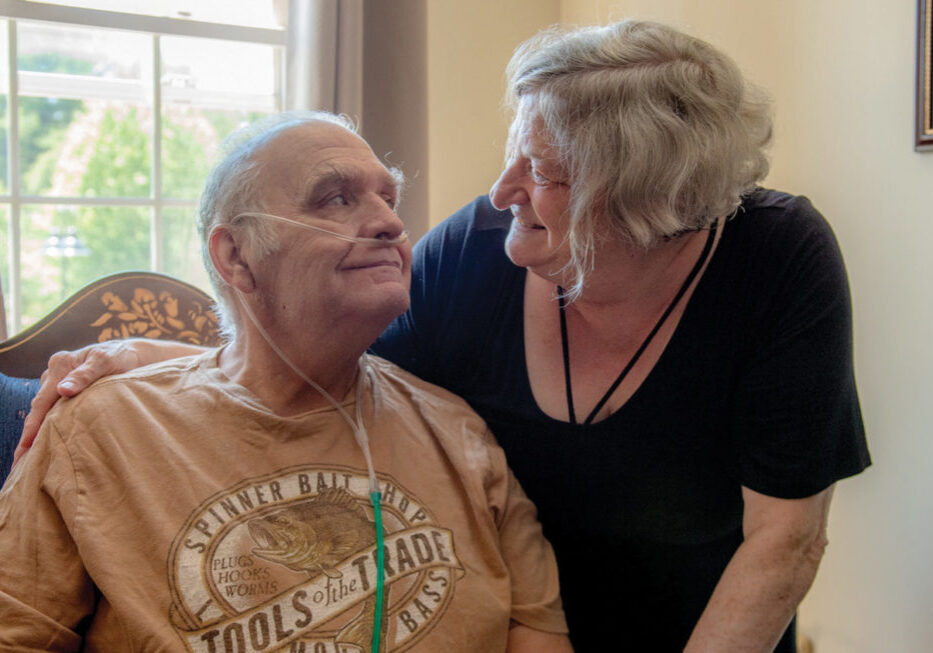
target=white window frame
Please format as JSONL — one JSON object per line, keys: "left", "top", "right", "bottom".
{"left": 1, "top": 0, "right": 286, "bottom": 333}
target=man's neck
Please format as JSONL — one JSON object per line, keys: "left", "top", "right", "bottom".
{"left": 218, "top": 328, "right": 367, "bottom": 417}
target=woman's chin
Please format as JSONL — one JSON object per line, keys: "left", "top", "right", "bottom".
{"left": 505, "top": 235, "right": 565, "bottom": 278}
{"left": 506, "top": 231, "right": 543, "bottom": 267}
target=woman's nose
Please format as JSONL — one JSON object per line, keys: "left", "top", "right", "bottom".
{"left": 489, "top": 158, "right": 528, "bottom": 210}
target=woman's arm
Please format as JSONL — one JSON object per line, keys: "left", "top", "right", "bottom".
{"left": 13, "top": 338, "right": 206, "bottom": 464}
{"left": 684, "top": 485, "right": 834, "bottom": 652}
{"left": 507, "top": 623, "right": 574, "bottom": 653}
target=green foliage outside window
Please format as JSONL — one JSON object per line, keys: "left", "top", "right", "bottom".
{"left": 1, "top": 43, "right": 274, "bottom": 333}
{"left": 15, "top": 103, "right": 226, "bottom": 325}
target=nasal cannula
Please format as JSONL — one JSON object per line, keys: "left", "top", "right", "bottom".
{"left": 220, "top": 218, "right": 399, "bottom": 652}
{"left": 234, "top": 211, "right": 409, "bottom": 246}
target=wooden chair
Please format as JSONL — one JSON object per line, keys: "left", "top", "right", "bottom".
{"left": 0, "top": 271, "right": 222, "bottom": 484}
{"left": 0, "top": 271, "right": 222, "bottom": 378}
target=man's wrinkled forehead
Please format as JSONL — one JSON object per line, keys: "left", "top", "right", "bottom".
{"left": 255, "top": 121, "right": 367, "bottom": 170}
{"left": 255, "top": 122, "right": 400, "bottom": 195}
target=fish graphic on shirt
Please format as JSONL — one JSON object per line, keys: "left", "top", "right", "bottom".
{"left": 247, "top": 487, "right": 387, "bottom": 650}
{"left": 248, "top": 487, "right": 374, "bottom": 578}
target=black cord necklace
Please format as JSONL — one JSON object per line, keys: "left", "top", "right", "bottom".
{"left": 558, "top": 221, "right": 718, "bottom": 425}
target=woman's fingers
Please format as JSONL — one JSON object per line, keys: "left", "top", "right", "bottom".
{"left": 13, "top": 342, "right": 140, "bottom": 465}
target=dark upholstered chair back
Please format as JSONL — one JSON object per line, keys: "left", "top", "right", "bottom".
{"left": 0, "top": 271, "right": 221, "bottom": 484}
{"left": 0, "top": 374, "right": 40, "bottom": 485}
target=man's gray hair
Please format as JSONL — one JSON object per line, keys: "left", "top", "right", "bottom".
{"left": 505, "top": 19, "right": 773, "bottom": 299}
{"left": 197, "top": 111, "right": 358, "bottom": 339}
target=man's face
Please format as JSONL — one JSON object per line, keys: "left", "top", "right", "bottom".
{"left": 247, "top": 122, "right": 412, "bottom": 337}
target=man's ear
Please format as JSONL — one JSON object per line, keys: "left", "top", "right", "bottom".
{"left": 209, "top": 225, "right": 257, "bottom": 293}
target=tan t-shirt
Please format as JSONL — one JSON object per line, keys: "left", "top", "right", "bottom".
{"left": 0, "top": 352, "right": 566, "bottom": 651}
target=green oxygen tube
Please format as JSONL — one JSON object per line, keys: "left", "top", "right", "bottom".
{"left": 233, "top": 286, "right": 390, "bottom": 653}
{"left": 370, "top": 491, "right": 386, "bottom": 652}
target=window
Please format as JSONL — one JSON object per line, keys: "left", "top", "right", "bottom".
{"left": 0, "top": 1, "right": 286, "bottom": 335}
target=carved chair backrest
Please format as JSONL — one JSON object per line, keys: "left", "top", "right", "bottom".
{"left": 0, "top": 271, "right": 221, "bottom": 486}
{"left": 0, "top": 271, "right": 222, "bottom": 378}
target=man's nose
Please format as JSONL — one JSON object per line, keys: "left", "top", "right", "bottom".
{"left": 489, "top": 158, "right": 528, "bottom": 210}
{"left": 360, "top": 195, "right": 406, "bottom": 241}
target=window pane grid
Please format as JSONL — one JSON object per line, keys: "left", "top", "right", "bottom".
{"left": 1, "top": 14, "right": 282, "bottom": 335}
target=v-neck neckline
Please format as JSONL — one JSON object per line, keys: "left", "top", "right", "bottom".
{"left": 519, "top": 221, "right": 724, "bottom": 428}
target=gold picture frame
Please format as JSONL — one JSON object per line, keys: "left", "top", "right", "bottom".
{"left": 918, "top": 0, "right": 933, "bottom": 150}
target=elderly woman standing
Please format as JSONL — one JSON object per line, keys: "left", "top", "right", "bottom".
{"left": 375, "top": 21, "right": 869, "bottom": 651}
{"left": 16, "top": 20, "right": 868, "bottom": 652}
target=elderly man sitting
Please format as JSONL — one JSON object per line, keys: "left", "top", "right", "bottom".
{"left": 0, "top": 113, "right": 571, "bottom": 652}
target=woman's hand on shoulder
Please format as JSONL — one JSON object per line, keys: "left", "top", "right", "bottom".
{"left": 13, "top": 339, "right": 205, "bottom": 465}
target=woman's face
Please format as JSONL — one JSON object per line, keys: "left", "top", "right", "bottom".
{"left": 489, "top": 109, "right": 572, "bottom": 280}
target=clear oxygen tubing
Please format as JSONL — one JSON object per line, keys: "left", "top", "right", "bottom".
{"left": 234, "top": 211, "right": 409, "bottom": 246}
{"left": 234, "top": 289, "right": 386, "bottom": 652}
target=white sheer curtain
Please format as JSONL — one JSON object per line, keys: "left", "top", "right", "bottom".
{"left": 285, "top": 0, "right": 364, "bottom": 120}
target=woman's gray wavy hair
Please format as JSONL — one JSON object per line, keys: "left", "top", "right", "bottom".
{"left": 198, "top": 111, "right": 358, "bottom": 340}
{"left": 505, "top": 19, "right": 772, "bottom": 299}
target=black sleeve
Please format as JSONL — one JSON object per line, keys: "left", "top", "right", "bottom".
{"left": 373, "top": 195, "right": 519, "bottom": 395}
{"left": 0, "top": 374, "right": 40, "bottom": 486}
{"left": 372, "top": 196, "right": 497, "bottom": 386}
{"left": 370, "top": 223, "right": 446, "bottom": 383}
{"left": 731, "top": 195, "right": 870, "bottom": 498}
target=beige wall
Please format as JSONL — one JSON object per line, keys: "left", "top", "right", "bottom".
{"left": 552, "top": 1, "right": 933, "bottom": 651}
{"left": 425, "top": 1, "right": 560, "bottom": 224}
{"left": 364, "top": 0, "right": 560, "bottom": 232}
